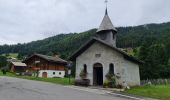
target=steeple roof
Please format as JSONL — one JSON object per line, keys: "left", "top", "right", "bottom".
{"left": 97, "top": 8, "right": 117, "bottom": 33}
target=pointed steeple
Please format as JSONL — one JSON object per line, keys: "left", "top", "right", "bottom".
{"left": 96, "top": 7, "right": 117, "bottom": 33}
{"left": 96, "top": 2, "right": 117, "bottom": 47}
{"left": 105, "top": 7, "right": 108, "bottom": 15}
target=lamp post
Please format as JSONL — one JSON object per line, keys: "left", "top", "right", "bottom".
{"left": 67, "top": 62, "right": 73, "bottom": 84}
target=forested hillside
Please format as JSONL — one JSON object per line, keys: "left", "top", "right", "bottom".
{"left": 1, "top": 22, "right": 170, "bottom": 79}
{"left": 1, "top": 22, "right": 170, "bottom": 60}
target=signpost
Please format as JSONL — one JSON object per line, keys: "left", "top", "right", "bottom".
{"left": 67, "top": 62, "right": 73, "bottom": 84}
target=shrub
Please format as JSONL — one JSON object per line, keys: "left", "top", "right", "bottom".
{"left": 103, "top": 80, "right": 109, "bottom": 88}
{"left": 105, "top": 73, "right": 114, "bottom": 80}
{"left": 104, "top": 73, "right": 116, "bottom": 88}
{"left": 1, "top": 69, "right": 6, "bottom": 75}
{"left": 79, "top": 70, "right": 87, "bottom": 79}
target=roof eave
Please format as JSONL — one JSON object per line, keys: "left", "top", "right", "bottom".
{"left": 24, "top": 54, "right": 67, "bottom": 64}
{"left": 96, "top": 29, "right": 117, "bottom": 34}
{"left": 123, "top": 55, "right": 143, "bottom": 65}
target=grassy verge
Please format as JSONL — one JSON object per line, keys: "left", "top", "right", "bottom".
{"left": 125, "top": 85, "right": 170, "bottom": 100}
{"left": 0, "top": 72, "right": 74, "bottom": 85}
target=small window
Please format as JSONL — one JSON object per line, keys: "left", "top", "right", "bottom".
{"left": 59, "top": 72, "right": 61, "bottom": 75}
{"left": 83, "top": 64, "right": 87, "bottom": 73}
{"left": 100, "top": 33, "right": 107, "bottom": 40}
{"left": 109, "top": 63, "right": 114, "bottom": 74}
{"left": 95, "top": 54, "right": 101, "bottom": 58}
{"left": 53, "top": 72, "right": 55, "bottom": 75}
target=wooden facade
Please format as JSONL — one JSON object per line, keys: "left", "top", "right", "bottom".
{"left": 10, "top": 62, "right": 27, "bottom": 73}
{"left": 24, "top": 54, "right": 67, "bottom": 73}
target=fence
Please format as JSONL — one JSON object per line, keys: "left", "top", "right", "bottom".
{"left": 141, "top": 79, "right": 170, "bottom": 85}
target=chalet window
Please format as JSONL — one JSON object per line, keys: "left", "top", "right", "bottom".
{"left": 109, "top": 63, "right": 114, "bottom": 74}
{"left": 53, "top": 72, "right": 55, "bottom": 75}
{"left": 59, "top": 72, "right": 61, "bottom": 75}
{"left": 95, "top": 54, "right": 101, "bottom": 58}
{"left": 83, "top": 64, "right": 87, "bottom": 73}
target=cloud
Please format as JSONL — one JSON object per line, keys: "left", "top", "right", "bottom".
{"left": 0, "top": 0, "right": 170, "bottom": 44}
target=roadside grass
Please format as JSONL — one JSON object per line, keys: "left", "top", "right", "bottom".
{"left": 125, "top": 85, "right": 170, "bottom": 100}
{"left": 0, "top": 72, "right": 74, "bottom": 85}
{"left": 2, "top": 71, "right": 170, "bottom": 100}
{"left": 0, "top": 71, "right": 16, "bottom": 77}
{"left": 18, "top": 76, "right": 74, "bottom": 85}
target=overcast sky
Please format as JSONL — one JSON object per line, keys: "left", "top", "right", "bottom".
{"left": 0, "top": 0, "right": 170, "bottom": 45}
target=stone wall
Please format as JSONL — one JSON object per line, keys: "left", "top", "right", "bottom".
{"left": 75, "top": 41, "right": 140, "bottom": 86}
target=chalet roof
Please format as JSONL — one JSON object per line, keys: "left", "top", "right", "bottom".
{"left": 24, "top": 53, "right": 67, "bottom": 64}
{"left": 69, "top": 37, "right": 143, "bottom": 64}
{"left": 96, "top": 8, "right": 117, "bottom": 33}
{"left": 11, "top": 62, "right": 27, "bottom": 66}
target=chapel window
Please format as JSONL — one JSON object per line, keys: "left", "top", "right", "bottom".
{"left": 109, "top": 63, "right": 114, "bottom": 74}
{"left": 83, "top": 64, "right": 87, "bottom": 73}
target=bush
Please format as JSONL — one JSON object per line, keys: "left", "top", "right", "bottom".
{"left": 74, "top": 79, "right": 90, "bottom": 87}
{"left": 103, "top": 79, "right": 116, "bottom": 88}
{"left": 79, "top": 70, "right": 87, "bottom": 79}
{"left": 104, "top": 73, "right": 116, "bottom": 88}
{"left": 103, "top": 80, "right": 109, "bottom": 88}
{"left": 105, "top": 73, "right": 114, "bottom": 80}
{"left": 1, "top": 69, "right": 6, "bottom": 75}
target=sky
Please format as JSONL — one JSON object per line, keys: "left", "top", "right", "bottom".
{"left": 0, "top": 0, "right": 170, "bottom": 45}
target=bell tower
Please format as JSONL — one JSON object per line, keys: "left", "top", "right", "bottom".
{"left": 96, "top": 1, "right": 117, "bottom": 47}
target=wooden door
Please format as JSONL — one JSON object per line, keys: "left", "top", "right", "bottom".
{"left": 42, "top": 72, "right": 47, "bottom": 78}
{"left": 93, "top": 63, "right": 103, "bottom": 86}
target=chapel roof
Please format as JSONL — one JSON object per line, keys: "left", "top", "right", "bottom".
{"left": 69, "top": 6, "right": 142, "bottom": 64}
{"left": 69, "top": 37, "right": 143, "bottom": 64}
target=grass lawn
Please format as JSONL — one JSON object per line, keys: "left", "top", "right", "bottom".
{"left": 0, "top": 72, "right": 74, "bottom": 85}
{"left": 0, "top": 71, "right": 16, "bottom": 76}
{"left": 2, "top": 53, "right": 18, "bottom": 58}
{"left": 18, "top": 76, "right": 74, "bottom": 85}
{"left": 125, "top": 85, "right": 170, "bottom": 100}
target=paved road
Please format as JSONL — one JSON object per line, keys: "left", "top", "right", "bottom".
{"left": 0, "top": 76, "right": 134, "bottom": 100}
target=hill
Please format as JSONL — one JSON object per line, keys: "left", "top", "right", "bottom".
{"left": 1, "top": 22, "right": 170, "bottom": 59}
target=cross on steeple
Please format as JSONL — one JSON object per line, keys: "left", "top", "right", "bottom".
{"left": 105, "top": 0, "right": 108, "bottom": 7}
{"left": 105, "top": 0, "right": 108, "bottom": 15}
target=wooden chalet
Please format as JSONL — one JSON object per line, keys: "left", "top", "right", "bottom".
{"left": 10, "top": 62, "right": 27, "bottom": 73}
{"left": 23, "top": 53, "right": 67, "bottom": 78}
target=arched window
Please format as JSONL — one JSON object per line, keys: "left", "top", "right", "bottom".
{"left": 109, "top": 63, "right": 114, "bottom": 74}
{"left": 83, "top": 64, "right": 87, "bottom": 73}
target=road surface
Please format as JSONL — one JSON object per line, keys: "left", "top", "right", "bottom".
{"left": 0, "top": 76, "right": 136, "bottom": 100}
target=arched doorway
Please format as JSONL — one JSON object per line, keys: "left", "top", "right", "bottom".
{"left": 42, "top": 72, "right": 47, "bottom": 78}
{"left": 93, "top": 63, "right": 103, "bottom": 86}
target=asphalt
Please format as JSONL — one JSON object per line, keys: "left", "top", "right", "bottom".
{"left": 0, "top": 76, "right": 138, "bottom": 100}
